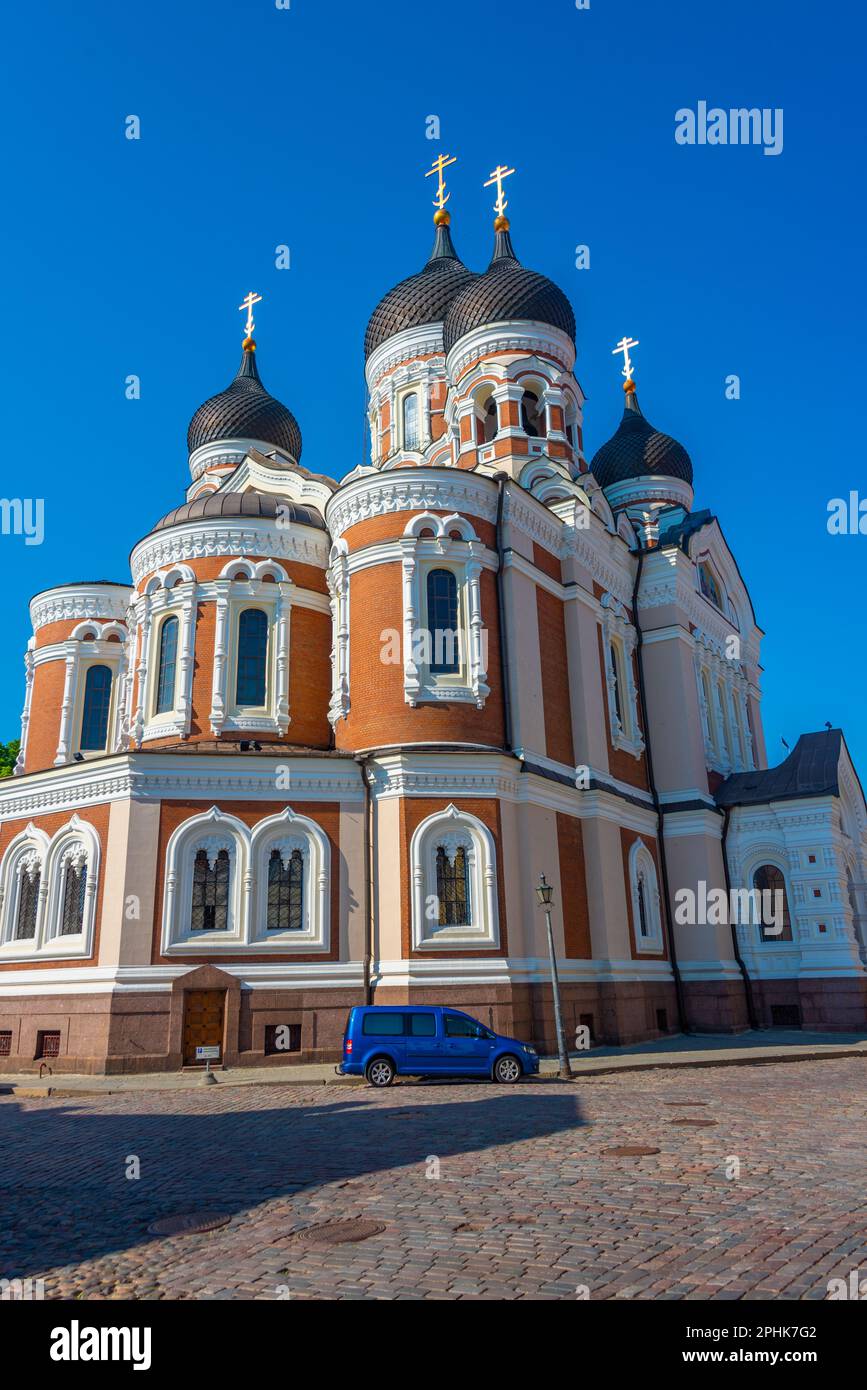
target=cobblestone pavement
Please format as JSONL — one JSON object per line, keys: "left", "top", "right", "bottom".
{"left": 2, "top": 1058, "right": 866, "bottom": 1300}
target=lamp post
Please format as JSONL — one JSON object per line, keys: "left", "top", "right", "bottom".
{"left": 536, "top": 874, "right": 573, "bottom": 1080}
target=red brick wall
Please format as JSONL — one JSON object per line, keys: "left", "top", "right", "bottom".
{"left": 537, "top": 588, "right": 574, "bottom": 766}
{"left": 556, "top": 812, "right": 591, "bottom": 958}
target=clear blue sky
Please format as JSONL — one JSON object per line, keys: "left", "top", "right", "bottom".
{"left": 2, "top": 0, "right": 864, "bottom": 771}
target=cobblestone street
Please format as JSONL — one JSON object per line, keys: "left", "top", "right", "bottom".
{"left": 3, "top": 1057, "right": 867, "bottom": 1301}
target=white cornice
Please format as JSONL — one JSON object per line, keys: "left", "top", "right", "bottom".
{"left": 365, "top": 324, "right": 446, "bottom": 389}
{"left": 188, "top": 438, "right": 292, "bottom": 479}
{"left": 325, "top": 469, "right": 500, "bottom": 540}
{"left": 445, "top": 321, "right": 576, "bottom": 379}
{"left": 30, "top": 584, "right": 132, "bottom": 633}
{"left": 130, "top": 517, "right": 329, "bottom": 584}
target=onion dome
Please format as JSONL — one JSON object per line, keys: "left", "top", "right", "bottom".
{"left": 153, "top": 489, "right": 326, "bottom": 533}
{"left": 443, "top": 221, "right": 575, "bottom": 354}
{"left": 590, "top": 385, "right": 693, "bottom": 490}
{"left": 187, "top": 340, "right": 302, "bottom": 462}
{"left": 364, "top": 214, "right": 477, "bottom": 358}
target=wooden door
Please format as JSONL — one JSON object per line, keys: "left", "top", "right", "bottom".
{"left": 183, "top": 990, "right": 226, "bottom": 1065}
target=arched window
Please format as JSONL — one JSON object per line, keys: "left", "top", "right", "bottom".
{"left": 426, "top": 569, "right": 459, "bottom": 674}
{"left": 60, "top": 862, "right": 87, "bottom": 935}
{"left": 155, "top": 616, "right": 179, "bottom": 714}
{"left": 482, "top": 396, "right": 498, "bottom": 443}
{"left": 79, "top": 665, "right": 113, "bottom": 752}
{"left": 267, "top": 847, "right": 304, "bottom": 931}
{"left": 753, "top": 864, "right": 793, "bottom": 942}
{"left": 436, "top": 845, "right": 471, "bottom": 926}
{"left": 402, "top": 393, "right": 420, "bottom": 450}
{"left": 191, "top": 849, "right": 230, "bottom": 932}
{"left": 521, "top": 390, "right": 544, "bottom": 437}
{"left": 15, "top": 867, "right": 40, "bottom": 940}
{"left": 236, "top": 609, "right": 268, "bottom": 707}
{"left": 629, "top": 839, "right": 663, "bottom": 952}
{"left": 699, "top": 562, "right": 724, "bottom": 610}
{"left": 610, "top": 643, "right": 624, "bottom": 727}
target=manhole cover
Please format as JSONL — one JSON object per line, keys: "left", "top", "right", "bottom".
{"left": 668, "top": 1118, "right": 718, "bottom": 1127}
{"left": 293, "top": 1219, "right": 386, "bottom": 1246}
{"left": 147, "top": 1212, "right": 232, "bottom": 1237}
{"left": 603, "top": 1145, "right": 660, "bottom": 1157}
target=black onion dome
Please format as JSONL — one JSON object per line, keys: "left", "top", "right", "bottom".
{"left": 153, "top": 489, "right": 326, "bottom": 532}
{"left": 590, "top": 390, "right": 693, "bottom": 489}
{"left": 443, "top": 226, "right": 576, "bottom": 354}
{"left": 364, "top": 220, "right": 477, "bottom": 358}
{"left": 187, "top": 344, "right": 302, "bottom": 461}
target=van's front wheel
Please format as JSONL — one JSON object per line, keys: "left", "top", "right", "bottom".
{"left": 494, "top": 1054, "right": 522, "bottom": 1084}
{"left": 366, "top": 1056, "right": 395, "bottom": 1088}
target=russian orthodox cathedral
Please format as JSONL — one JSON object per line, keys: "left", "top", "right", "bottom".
{"left": 1, "top": 162, "right": 865, "bottom": 1073}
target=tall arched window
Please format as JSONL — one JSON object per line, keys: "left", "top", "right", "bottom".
{"left": 79, "top": 665, "right": 113, "bottom": 752}
{"left": 753, "top": 864, "right": 793, "bottom": 942}
{"left": 402, "top": 393, "right": 420, "bottom": 449}
{"left": 267, "top": 847, "right": 304, "bottom": 931}
{"left": 426, "top": 569, "right": 459, "bottom": 674}
{"left": 236, "top": 609, "right": 268, "bottom": 707}
{"left": 521, "top": 390, "right": 544, "bottom": 437}
{"left": 610, "top": 643, "right": 624, "bottom": 727}
{"left": 155, "top": 615, "right": 179, "bottom": 714}
{"left": 60, "top": 862, "right": 87, "bottom": 935}
{"left": 436, "top": 845, "right": 471, "bottom": 926}
{"left": 636, "top": 875, "right": 650, "bottom": 938}
{"left": 482, "top": 396, "right": 498, "bottom": 443}
{"left": 15, "top": 868, "right": 40, "bottom": 940}
{"left": 191, "top": 849, "right": 230, "bottom": 932}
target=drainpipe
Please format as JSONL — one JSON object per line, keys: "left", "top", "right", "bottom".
{"left": 721, "top": 804, "right": 759, "bottom": 1030}
{"left": 355, "top": 753, "right": 374, "bottom": 1005}
{"left": 632, "top": 546, "right": 690, "bottom": 1034}
{"left": 494, "top": 473, "right": 515, "bottom": 754}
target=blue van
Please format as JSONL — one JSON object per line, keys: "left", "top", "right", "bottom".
{"left": 338, "top": 1005, "right": 539, "bottom": 1086}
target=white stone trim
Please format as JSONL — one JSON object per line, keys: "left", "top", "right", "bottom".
{"left": 0, "top": 815, "right": 99, "bottom": 962}
{"left": 29, "top": 584, "right": 132, "bottom": 634}
{"left": 130, "top": 517, "right": 328, "bottom": 585}
{"left": 600, "top": 593, "right": 645, "bottom": 758}
{"left": 628, "top": 836, "right": 664, "bottom": 953}
{"left": 410, "top": 803, "right": 499, "bottom": 951}
{"left": 327, "top": 540, "right": 350, "bottom": 725}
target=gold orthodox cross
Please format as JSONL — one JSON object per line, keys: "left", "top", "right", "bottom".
{"left": 484, "top": 163, "right": 516, "bottom": 217}
{"left": 239, "top": 291, "right": 263, "bottom": 339}
{"left": 425, "top": 153, "right": 457, "bottom": 212}
{"left": 612, "top": 335, "right": 640, "bottom": 380}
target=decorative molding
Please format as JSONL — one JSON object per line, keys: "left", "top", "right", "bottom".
{"left": 30, "top": 584, "right": 132, "bottom": 633}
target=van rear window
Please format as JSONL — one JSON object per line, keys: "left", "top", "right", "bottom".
{"left": 361, "top": 1013, "right": 405, "bottom": 1036}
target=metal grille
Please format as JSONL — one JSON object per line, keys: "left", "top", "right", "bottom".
{"left": 191, "top": 850, "right": 230, "bottom": 931}
{"left": 37, "top": 1031, "right": 60, "bottom": 1059}
{"left": 437, "top": 846, "right": 469, "bottom": 927}
{"left": 15, "top": 871, "right": 39, "bottom": 940}
{"left": 267, "top": 849, "right": 303, "bottom": 930}
{"left": 60, "top": 864, "right": 86, "bottom": 935}
{"left": 0, "top": 1032, "right": 11, "bottom": 1057}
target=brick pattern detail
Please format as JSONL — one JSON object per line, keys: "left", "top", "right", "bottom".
{"left": 556, "top": 812, "right": 591, "bottom": 958}
{"left": 536, "top": 588, "right": 574, "bottom": 767}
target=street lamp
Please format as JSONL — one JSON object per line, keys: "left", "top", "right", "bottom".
{"left": 536, "top": 874, "right": 573, "bottom": 1080}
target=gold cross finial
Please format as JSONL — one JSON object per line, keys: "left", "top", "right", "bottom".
{"left": 425, "top": 153, "right": 457, "bottom": 214}
{"left": 484, "top": 163, "right": 516, "bottom": 218}
{"left": 239, "top": 291, "right": 263, "bottom": 341}
{"left": 612, "top": 335, "right": 640, "bottom": 382}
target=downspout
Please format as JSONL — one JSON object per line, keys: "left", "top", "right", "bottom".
{"left": 632, "top": 546, "right": 691, "bottom": 1034}
{"left": 495, "top": 474, "right": 515, "bottom": 754}
{"left": 721, "top": 804, "right": 759, "bottom": 1029}
{"left": 355, "top": 752, "right": 374, "bottom": 1005}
